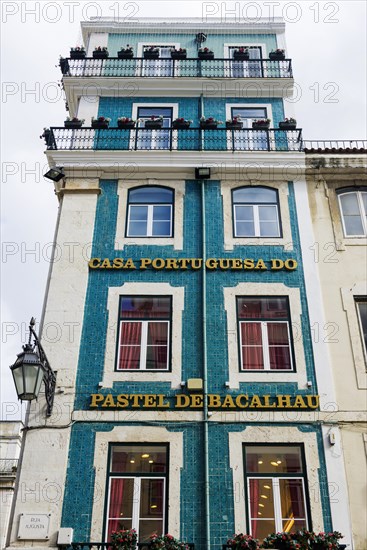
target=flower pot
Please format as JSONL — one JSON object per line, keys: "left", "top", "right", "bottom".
{"left": 269, "top": 52, "right": 285, "bottom": 60}
{"left": 117, "top": 50, "right": 134, "bottom": 59}
{"left": 92, "top": 120, "right": 110, "bottom": 129}
{"left": 226, "top": 122, "right": 243, "bottom": 129}
{"left": 200, "top": 121, "right": 218, "bottom": 129}
{"left": 172, "top": 121, "right": 191, "bottom": 129}
{"left": 64, "top": 120, "right": 83, "bottom": 129}
{"left": 278, "top": 122, "right": 296, "bottom": 130}
{"left": 198, "top": 52, "right": 214, "bottom": 60}
{"left": 144, "top": 51, "right": 159, "bottom": 59}
{"left": 93, "top": 51, "right": 109, "bottom": 59}
{"left": 70, "top": 50, "right": 86, "bottom": 59}
{"left": 233, "top": 52, "right": 250, "bottom": 60}
{"left": 171, "top": 51, "right": 187, "bottom": 59}
{"left": 252, "top": 122, "right": 270, "bottom": 129}
{"left": 145, "top": 120, "right": 163, "bottom": 129}
{"left": 117, "top": 121, "right": 135, "bottom": 129}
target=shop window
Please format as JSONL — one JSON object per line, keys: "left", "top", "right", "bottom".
{"left": 237, "top": 297, "right": 293, "bottom": 371}
{"left": 243, "top": 445, "right": 309, "bottom": 539}
{"left": 337, "top": 188, "right": 367, "bottom": 237}
{"left": 126, "top": 186, "right": 174, "bottom": 237}
{"left": 356, "top": 297, "right": 367, "bottom": 363}
{"left": 232, "top": 187, "right": 281, "bottom": 237}
{"left": 106, "top": 444, "right": 168, "bottom": 542}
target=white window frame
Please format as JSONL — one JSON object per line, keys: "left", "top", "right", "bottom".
{"left": 130, "top": 102, "right": 179, "bottom": 151}
{"left": 233, "top": 203, "right": 280, "bottom": 238}
{"left": 223, "top": 43, "right": 267, "bottom": 78}
{"left": 239, "top": 320, "right": 292, "bottom": 371}
{"left": 338, "top": 189, "right": 367, "bottom": 237}
{"left": 136, "top": 42, "right": 180, "bottom": 77}
{"left": 356, "top": 298, "right": 367, "bottom": 364}
{"left": 117, "top": 319, "right": 170, "bottom": 371}
{"left": 127, "top": 203, "right": 173, "bottom": 237}
{"left": 247, "top": 476, "right": 308, "bottom": 534}
{"left": 106, "top": 476, "right": 166, "bottom": 539}
{"left": 225, "top": 102, "right": 275, "bottom": 152}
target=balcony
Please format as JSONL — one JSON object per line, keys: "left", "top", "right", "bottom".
{"left": 64, "top": 543, "right": 194, "bottom": 550}
{"left": 45, "top": 127, "right": 303, "bottom": 152}
{"left": 60, "top": 57, "right": 293, "bottom": 79}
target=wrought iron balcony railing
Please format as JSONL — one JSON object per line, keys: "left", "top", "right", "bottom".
{"left": 0, "top": 458, "right": 18, "bottom": 475}
{"left": 303, "top": 140, "right": 367, "bottom": 153}
{"left": 60, "top": 57, "right": 293, "bottom": 79}
{"left": 45, "top": 127, "right": 303, "bottom": 152}
{"left": 64, "top": 543, "right": 195, "bottom": 550}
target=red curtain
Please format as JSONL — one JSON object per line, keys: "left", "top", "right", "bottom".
{"left": 107, "top": 478, "right": 125, "bottom": 540}
{"left": 241, "top": 323, "right": 263, "bottom": 369}
{"left": 268, "top": 323, "right": 291, "bottom": 370}
{"left": 118, "top": 322, "right": 141, "bottom": 369}
{"left": 147, "top": 322, "right": 168, "bottom": 369}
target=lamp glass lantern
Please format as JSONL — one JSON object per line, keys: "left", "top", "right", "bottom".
{"left": 44, "top": 167, "right": 65, "bottom": 182}
{"left": 10, "top": 344, "right": 45, "bottom": 401}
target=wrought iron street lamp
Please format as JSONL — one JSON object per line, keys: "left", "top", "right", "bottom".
{"left": 10, "top": 318, "right": 56, "bottom": 416}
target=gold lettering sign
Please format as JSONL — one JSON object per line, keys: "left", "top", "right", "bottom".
{"left": 89, "top": 393, "right": 319, "bottom": 410}
{"left": 88, "top": 258, "right": 298, "bottom": 271}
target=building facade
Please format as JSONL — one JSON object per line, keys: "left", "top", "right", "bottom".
{"left": 6, "top": 18, "right": 366, "bottom": 550}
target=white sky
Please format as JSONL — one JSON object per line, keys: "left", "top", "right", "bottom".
{"left": 1, "top": 0, "right": 366, "bottom": 420}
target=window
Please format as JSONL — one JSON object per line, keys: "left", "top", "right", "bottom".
{"left": 229, "top": 46, "right": 262, "bottom": 78}
{"left": 233, "top": 187, "right": 281, "bottom": 237}
{"left": 231, "top": 107, "right": 270, "bottom": 151}
{"left": 142, "top": 45, "right": 175, "bottom": 77}
{"left": 126, "top": 186, "right": 173, "bottom": 237}
{"left": 337, "top": 188, "right": 367, "bottom": 237}
{"left": 237, "top": 297, "right": 293, "bottom": 371}
{"left": 244, "top": 445, "right": 309, "bottom": 539}
{"left": 356, "top": 297, "right": 367, "bottom": 363}
{"left": 106, "top": 444, "right": 168, "bottom": 542}
{"left": 116, "top": 296, "right": 171, "bottom": 371}
{"left": 136, "top": 107, "right": 173, "bottom": 150}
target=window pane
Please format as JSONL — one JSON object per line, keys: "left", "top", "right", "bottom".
{"left": 140, "top": 479, "right": 164, "bottom": 517}
{"left": 146, "top": 322, "right": 168, "bottom": 370}
{"left": 242, "top": 346, "right": 264, "bottom": 370}
{"left": 269, "top": 346, "right": 292, "bottom": 370}
{"left": 258, "top": 205, "right": 278, "bottom": 221}
{"left": 249, "top": 478, "right": 274, "bottom": 519}
{"left": 128, "top": 221, "right": 148, "bottom": 236}
{"left": 235, "top": 205, "right": 253, "bottom": 221}
{"left": 152, "top": 221, "right": 171, "bottom": 236}
{"left": 340, "top": 193, "right": 360, "bottom": 215}
{"left": 259, "top": 221, "right": 279, "bottom": 237}
{"left": 237, "top": 297, "right": 289, "bottom": 319}
{"left": 251, "top": 520, "right": 276, "bottom": 540}
{"left": 232, "top": 108, "right": 267, "bottom": 119}
{"left": 107, "top": 519, "right": 133, "bottom": 542}
{"left": 153, "top": 205, "right": 171, "bottom": 220}
{"left": 129, "top": 187, "right": 173, "bottom": 203}
{"left": 279, "top": 479, "right": 306, "bottom": 519}
{"left": 118, "top": 322, "right": 141, "bottom": 370}
{"left": 356, "top": 300, "right": 367, "bottom": 353}
{"left": 111, "top": 445, "right": 167, "bottom": 473}
{"left": 361, "top": 192, "right": 367, "bottom": 212}
{"left": 268, "top": 323, "right": 289, "bottom": 345}
{"left": 129, "top": 205, "right": 148, "bottom": 220}
{"left": 241, "top": 322, "right": 262, "bottom": 345}
{"left": 107, "top": 478, "right": 134, "bottom": 540}
{"left": 120, "top": 297, "right": 171, "bottom": 319}
{"left": 245, "top": 446, "right": 303, "bottom": 473}
{"left": 236, "top": 221, "right": 255, "bottom": 236}
{"left": 139, "top": 520, "right": 164, "bottom": 543}
{"left": 343, "top": 215, "right": 364, "bottom": 236}
{"left": 233, "top": 187, "right": 277, "bottom": 203}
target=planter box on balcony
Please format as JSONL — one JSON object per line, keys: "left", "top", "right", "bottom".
{"left": 70, "top": 50, "right": 86, "bottom": 59}
{"left": 198, "top": 52, "right": 214, "bottom": 60}
{"left": 172, "top": 121, "right": 191, "bottom": 129}
{"left": 92, "top": 121, "right": 110, "bottom": 129}
{"left": 64, "top": 120, "right": 83, "bottom": 129}
{"left": 200, "top": 122, "right": 218, "bottom": 129}
{"left": 93, "top": 51, "right": 109, "bottom": 59}
{"left": 279, "top": 122, "right": 296, "bottom": 130}
{"left": 233, "top": 52, "right": 250, "bottom": 60}
{"left": 117, "top": 121, "right": 136, "bottom": 129}
{"left": 252, "top": 122, "right": 270, "bottom": 129}
{"left": 144, "top": 51, "right": 159, "bottom": 59}
{"left": 226, "top": 122, "right": 243, "bottom": 129}
{"left": 145, "top": 120, "right": 163, "bottom": 129}
{"left": 171, "top": 51, "right": 187, "bottom": 59}
{"left": 269, "top": 52, "right": 285, "bottom": 60}
{"left": 118, "top": 50, "right": 134, "bottom": 59}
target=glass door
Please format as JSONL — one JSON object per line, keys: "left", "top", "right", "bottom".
{"left": 230, "top": 46, "right": 262, "bottom": 78}
{"left": 231, "top": 107, "right": 270, "bottom": 151}
{"left": 136, "top": 107, "right": 173, "bottom": 150}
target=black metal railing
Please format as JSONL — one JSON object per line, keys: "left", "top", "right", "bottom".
{"left": 45, "top": 127, "right": 303, "bottom": 152}
{"left": 0, "top": 458, "right": 18, "bottom": 475}
{"left": 65, "top": 543, "right": 195, "bottom": 550}
{"left": 303, "top": 140, "right": 367, "bottom": 153}
{"left": 222, "top": 545, "right": 347, "bottom": 550}
{"left": 60, "top": 57, "right": 293, "bottom": 79}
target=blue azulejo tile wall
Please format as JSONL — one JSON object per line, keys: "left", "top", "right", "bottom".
{"left": 74, "top": 178, "right": 316, "bottom": 410}
{"left": 61, "top": 422, "right": 332, "bottom": 549}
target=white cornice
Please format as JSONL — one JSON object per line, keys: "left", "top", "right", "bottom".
{"left": 45, "top": 149, "right": 305, "bottom": 179}
{"left": 81, "top": 18, "right": 286, "bottom": 44}
{"left": 63, "top": 77, "right": 294, "bottom": 116}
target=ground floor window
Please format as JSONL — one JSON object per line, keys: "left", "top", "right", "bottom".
{"left": 244, "top": 445, "right": 309, "bottom": 539}
{"left": 106, "top": 444, "right": 168, "bottom": 542}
